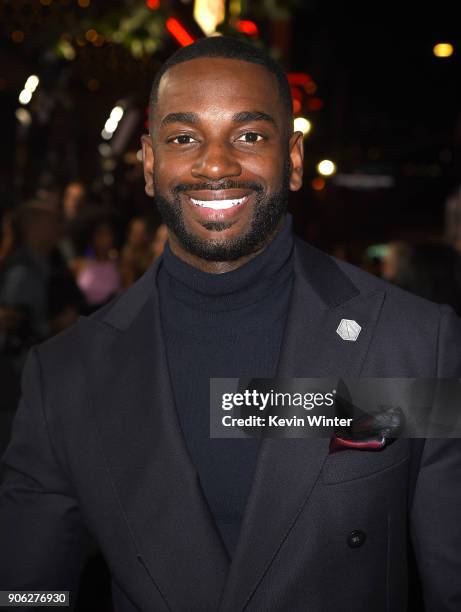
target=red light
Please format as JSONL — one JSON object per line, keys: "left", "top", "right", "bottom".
{"left": 290, "top": 85, "right": 302, "bottom": 101}
{"left": 146, "top": 0, "right": 160, "bottom": 9}
{"left": 292, "top": 99, "right": 301, "bottom": 113}
{"left": 291, "top": 87, "right": 302, "bottom": 113}
{"left": 166, "top": 18, "right": 195, "bottom": 47}
{"left": 288, "top": 72, "right": 312, "bottom": 86}
{"left": 307, "top": 97, "right": 323, "bottom": 111}
{"left": 236, "top": 20, "right": 258, "bottom": 36}
{"left": 312, "top": 177, "right": 325, "bottom": 191}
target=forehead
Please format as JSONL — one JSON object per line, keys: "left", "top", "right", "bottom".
{"left": 155, "top": 57, "right": 283, "bottom": 123}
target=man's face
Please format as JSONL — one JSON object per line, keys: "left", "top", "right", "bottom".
{"left": 142, "top": 57, "right": 303, "bottom": 262}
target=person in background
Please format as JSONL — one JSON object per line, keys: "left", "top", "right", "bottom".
{"left": 0, "top": 202, "right": 62, "bottom": 340}
{"left": 380, "top": 241, "right": 411, "bottom": 282}
{"left": 59, "top": 181, "right": 88, "bottom": 264}
{"left": 119, "top": 215, "right": 156, "bottom": 288}
{"left": 71, "top": 213, "right": 121, "bottom": 312}
{"left": 382, "top": 241, "right": 461, "bottom": 313}
{"left": 62, "top": 181, "right": 87, "bottom": 222}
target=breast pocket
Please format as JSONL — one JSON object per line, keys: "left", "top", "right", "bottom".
{"left": 321, "top": 439, "right": 410, "bottom": 484}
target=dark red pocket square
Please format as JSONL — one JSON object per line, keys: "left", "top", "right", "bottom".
{"left": 329, "top": 435, "right": 389, "bottom": 454}
{"left": 329, "top": 405, "right": 404, "bottom": 453}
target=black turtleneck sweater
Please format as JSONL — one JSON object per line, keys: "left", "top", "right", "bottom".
{"left": 157, "top": 216, "right": 294, "bottom": 557}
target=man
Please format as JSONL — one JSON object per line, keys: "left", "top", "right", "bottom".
{"left": 1, "top": 37, "right": 460, "bottom": 612}
{"left": 0, "top": 202, "right": 63, "bottom": 340}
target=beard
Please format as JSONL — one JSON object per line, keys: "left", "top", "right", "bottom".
{"left": 154, "top": 160, "right": 290, "bottom": 262}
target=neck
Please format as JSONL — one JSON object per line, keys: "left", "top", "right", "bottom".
{"left": 168, "top": 217, "right": 285, "bottom": 274}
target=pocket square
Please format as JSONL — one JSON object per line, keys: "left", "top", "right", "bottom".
{"left": 329, "top": 434, "right": 389, "bottom": 453}
{"left": 329, "top": 406, "right": 405, "bottom": 454}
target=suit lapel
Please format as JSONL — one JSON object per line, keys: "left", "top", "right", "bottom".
{"left": 219, "top": 240, "right": 386, "bottom": 611}
{"left": 82, "top": 264, "right": 229, "bottom": 611}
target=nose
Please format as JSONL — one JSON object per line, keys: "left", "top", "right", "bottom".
{"left": 191, "top": 141, "right": 242, "bottom": 181}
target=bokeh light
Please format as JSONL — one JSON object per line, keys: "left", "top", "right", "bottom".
{"left": 11, "top": 30, "right": 24, "bottom": 43}
{"left": 311, "top": 177, "right": 325, "bottom": 191}
{"left": 294, "top": 117, "right": 312, "bottom": 136}
{"left": 18, "top": 90, "right": 32, "bottom": 105}
{"left": 433, "top": 43, "right": 454, "bottom": 58}
{"left": 317, "top": 160, "right": 336, "bottom": 176}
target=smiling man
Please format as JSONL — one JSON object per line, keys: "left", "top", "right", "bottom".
{"left": 141, "top": 48, "right": 302, "bottom": 269}
{"left": 1, "top": 36, "right": 461, "bottom": 612}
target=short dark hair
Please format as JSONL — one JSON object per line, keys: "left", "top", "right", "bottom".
{"left": 148, "top": 36, "right": 293, "bottom": 135}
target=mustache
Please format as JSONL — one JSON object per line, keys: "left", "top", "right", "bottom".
{"left": 172, "top": 179, "right": 263, "bottom": 194}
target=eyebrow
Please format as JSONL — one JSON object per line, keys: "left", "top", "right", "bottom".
{"left": 160, "top": 112, "right": 199, "bottom": 128}
{"left": 159, "top": 110, "right": 277, "bottom": 129}
{"left": 232, "top": 111, "right": 276, "bottom": 125}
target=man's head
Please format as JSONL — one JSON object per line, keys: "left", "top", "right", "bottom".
{"left": 141, "top": 36, "right": 303, "bottom": 269}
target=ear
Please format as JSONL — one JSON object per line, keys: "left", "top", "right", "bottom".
{"left": 141, "top": 134, "right": 155, "bottom": 197}
{"left": 288, "top": 131, "right": 304, "bottom": 192}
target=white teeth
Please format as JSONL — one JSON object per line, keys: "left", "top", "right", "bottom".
{"left": 189, "top": 197, "right": 245, "bottom": 210}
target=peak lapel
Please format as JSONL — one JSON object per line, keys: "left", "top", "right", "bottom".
{"left": 83, "top": 267, "right": 229, "bottom": 611}
{"left": 219, "top": 241, "right": 385, "bottom": 611}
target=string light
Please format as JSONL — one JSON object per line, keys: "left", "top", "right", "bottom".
{"left": 18, "top": 90, "right": 32, "bottom": 105}
{"left": 18, "top": 75, "right": 39, "bottom": 105}
{"left": 101, "top": 105, "right": 124, "bottom": 140}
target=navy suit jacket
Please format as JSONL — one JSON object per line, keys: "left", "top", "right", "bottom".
{"left": 1, "top": 237, "right": 461, "bottom": 611}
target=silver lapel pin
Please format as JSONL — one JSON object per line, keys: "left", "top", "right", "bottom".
{"left": 336, "top": 319, "right": 361, "bottom": 341}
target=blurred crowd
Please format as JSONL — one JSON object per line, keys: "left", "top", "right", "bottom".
{"left": 0, "top": 181, "right": 168, "bottom": 378}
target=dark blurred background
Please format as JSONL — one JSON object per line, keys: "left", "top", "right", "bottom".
{"left": 1, "top": 1, "right": 460, "bottom": 608}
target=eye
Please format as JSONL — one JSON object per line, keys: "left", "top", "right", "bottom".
{"left": 168, "top": 134, "right": 197, "bottom": 145}
{"left": 236, "top": 132, "right": 265, "bottom": 144}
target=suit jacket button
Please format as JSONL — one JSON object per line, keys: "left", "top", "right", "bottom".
{"left": 348, "top": 530, "right": 366, "bottom": 548}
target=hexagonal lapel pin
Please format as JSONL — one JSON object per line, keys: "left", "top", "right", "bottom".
{"left": 336, "top": 319, "right": 361, "bottom": 341}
